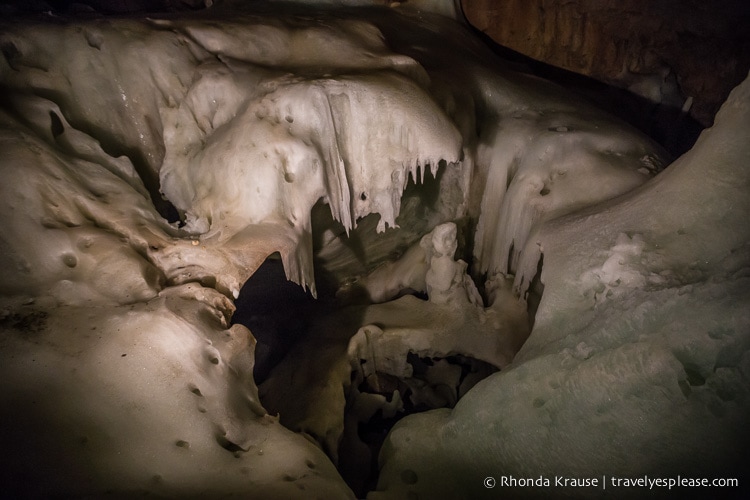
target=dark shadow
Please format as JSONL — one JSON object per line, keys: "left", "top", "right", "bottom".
{"left": 525, "top": 253, "right": 544, "bottom": 331}
{"left": 0, "top": 0, "right": 211, "bottom": 16}
{"left": 231, "top": 253, "right": 318, "bottom": 383}
{"left": 310, "top": 162, "right": 446, "bottom": 294}
{"left": 342, "top": 353, "right": 499, "bottom": 497}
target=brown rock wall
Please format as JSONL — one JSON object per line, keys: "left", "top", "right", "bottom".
{"left": 461, "top": 0, "right": 750, "bottom": 127}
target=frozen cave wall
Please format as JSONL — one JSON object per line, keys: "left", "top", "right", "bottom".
{"left": 0, "top": 0, "right": 749, "bottom": 498}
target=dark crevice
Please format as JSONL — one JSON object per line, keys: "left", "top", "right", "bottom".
{"left": 49, "top": 110, "right": 64, "bottom": 137}
{"left": 526, "top": 253, "right": 545, "bottom": 330}
{"left": 215, "top": 435, "right": 245, "bottom": 454}
{"left": 683, "top": 363, "right": 706, "bottom": 387}
{"left": 232, "top": 254, "right": 318, "bottom": 383}
{"left": 235, "top": 243, "right": 502, "bottom": 497}
{"left": 343, "top": 353, "right": 499, "bottom": 497}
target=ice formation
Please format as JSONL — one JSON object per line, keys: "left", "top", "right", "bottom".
{"left": 259, "top": 221, "right": 529, "bottom": 493}
{"left": 372, "top": 67, "right": 750, "bottom": 500}
{"left": 1, "top": 0, "right": 746, "bottom": 498}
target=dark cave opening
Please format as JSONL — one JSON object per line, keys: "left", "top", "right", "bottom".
{"left": 229, "top": 161, "right": 511, "bottom": 497}
{"left": 231, "top": 253, "right": 319, "bottom": 384}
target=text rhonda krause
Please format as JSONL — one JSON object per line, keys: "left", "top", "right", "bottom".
{"left": 498, "top": 475, "right": 739, "bottom": 489}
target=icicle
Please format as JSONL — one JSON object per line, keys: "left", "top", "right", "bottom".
{"left": 319, "top": 90, "right": 354, "bottom": 235}
{"left": 280, "top": 227, "right": 317, "bottom": 298}
{"left": 513, "top": 238, "right": 543, "bottom": 299}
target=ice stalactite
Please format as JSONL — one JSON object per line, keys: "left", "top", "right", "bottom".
{"left": 472, "top": 111, "right": 667, "bottom": 300}
{"left": 159, "top": 69, "right": 462, "bottom": 295}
